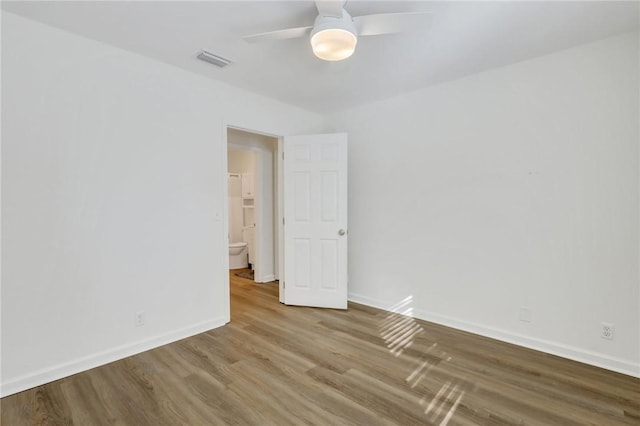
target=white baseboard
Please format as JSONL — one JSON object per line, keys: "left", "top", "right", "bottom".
{"left": 348, "top": 293, "right": 393, "bottom": 311}
{"left": 1, "top": 317, "right": 228, "bottom": 397}
{"left": 348, "top": 292, "right": 639, "bottom": 378}
{"left": 256, "top": 274, "right": 276, "bottom": 283}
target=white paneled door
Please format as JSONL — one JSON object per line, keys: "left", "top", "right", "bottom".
{"left": 283, "top": 133, "right": 348, "bottom": 309}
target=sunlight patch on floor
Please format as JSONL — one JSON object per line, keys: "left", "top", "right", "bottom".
{"left": 379, "top": 296, "right": 465, "bottom": 426}
{"left": 380, "top": 296, "right": 423, "bottom": 357}
{"left": 421, "top": 381, "right": 466, "bottom": 425}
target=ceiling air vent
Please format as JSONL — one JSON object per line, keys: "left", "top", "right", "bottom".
{"left": 197, "top": 50, "right": 232, "bottom": 68}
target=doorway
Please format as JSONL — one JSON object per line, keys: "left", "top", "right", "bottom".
{"left": 226, "top": 127, "right": 280, "bottom": 286}
{"left": 223, "top": 128, "right": 349, "bottom": 319}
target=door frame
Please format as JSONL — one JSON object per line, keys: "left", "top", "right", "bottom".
{"left": 223, "top": 124, "right": 284, "bottom": 321}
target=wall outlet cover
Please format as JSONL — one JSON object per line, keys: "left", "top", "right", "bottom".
{"left": 135, "top": 311, "right": 146, "bottom": 327}
{"left": 519, "top": 307, "right": 533, "bottom": 323}
{"left": 601, "top": 322, "right": 614, "bottom": 340}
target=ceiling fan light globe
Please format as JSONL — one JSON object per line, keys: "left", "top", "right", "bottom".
{"left": 310, "top": 10, "right": 358, "bottom": 61}
{"left": 311, "top": 28, "right": 357, "bottom": 61}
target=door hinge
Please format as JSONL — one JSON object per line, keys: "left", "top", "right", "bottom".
{"left": 283, "top": 217, "right": 285, "bottom": 225}
{"left": 282, "top": 281, "right": 285, "bottom": 289}
{"left": 282, "top": 151, "right": 285, "bottom": 160}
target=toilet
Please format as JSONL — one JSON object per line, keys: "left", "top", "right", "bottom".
{"left": 228, "top": 242, "right": 248, "bottom": 269}
{"left": 241, "top": 226, "right": 255, "bottom": 267}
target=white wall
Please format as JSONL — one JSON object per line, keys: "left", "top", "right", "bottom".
{"left": 2, "top": 10, "right": 638, "bottom": 399}
{"left": 328, "top": 32, "right": 640, "bottom": 376}
{"left": 1, "top": 12, "right": 325, "bottom": 396}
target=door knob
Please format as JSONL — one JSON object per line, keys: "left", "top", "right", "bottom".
{"left": 338, "top": 229, "right": 346, "bottom": 236}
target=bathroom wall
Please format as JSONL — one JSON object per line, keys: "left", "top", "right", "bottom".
{"left": 227, "top": 129, "right": 278, "bottom": 282}
{"left": 228, "top": 149, "right": 256, "bottom": 175}
{"left": 227, "top": 174, "right": 243, "bottom": 244}
{"left": 227, "top": 149, "right": 256, "bottom": 246}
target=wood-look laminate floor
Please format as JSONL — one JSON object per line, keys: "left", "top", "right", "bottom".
{"left": 2, "top": 270, "right": 639, "bottom": 425}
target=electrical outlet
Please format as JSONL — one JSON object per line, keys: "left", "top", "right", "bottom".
{"left": 135, "top": 311, "right": 145, "bottom": 327}
{"left": 519, "top": 307, "right": 532, "bottom": 323}
{"left": 601, "top": 322, "right": 614, "bottom": 340}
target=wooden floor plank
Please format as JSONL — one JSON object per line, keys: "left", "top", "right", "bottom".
{"left": 2, "top": 269, "right": 639, "bottom": 425}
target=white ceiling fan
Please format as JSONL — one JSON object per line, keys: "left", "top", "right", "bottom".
{"left": 243, "top": 0, "right": 432, "bottom": 61}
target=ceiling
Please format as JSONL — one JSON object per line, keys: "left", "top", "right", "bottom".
{"left": 2, "top": 1, "right": 638, "bottom": 114}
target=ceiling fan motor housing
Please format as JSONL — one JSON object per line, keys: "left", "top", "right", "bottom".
{"left": 310, "top": 10, "right": 358, "bottom": 61}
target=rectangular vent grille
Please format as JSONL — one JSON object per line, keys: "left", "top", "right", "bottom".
{"left": 197, "top": 50, "right": 232, "bottom": 68}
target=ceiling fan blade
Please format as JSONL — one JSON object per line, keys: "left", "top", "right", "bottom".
{"left": 354, "top": 12, "right": 433, "bottom": 36}
{"left": 315, "top": 0, "right": 344, "bottom": 18}
{"left": 243, "top": 26, "right": 313, "bottom": 44}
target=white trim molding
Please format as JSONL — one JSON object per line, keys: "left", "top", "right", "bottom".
{"left": 257, "top": 274, "right": 276, "bottom": 283}
{"left": 1, "top": 318, "right": 227, "bottom": 397}
{"left": 348, "top": 292, "right": 640, "bottom": 378}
